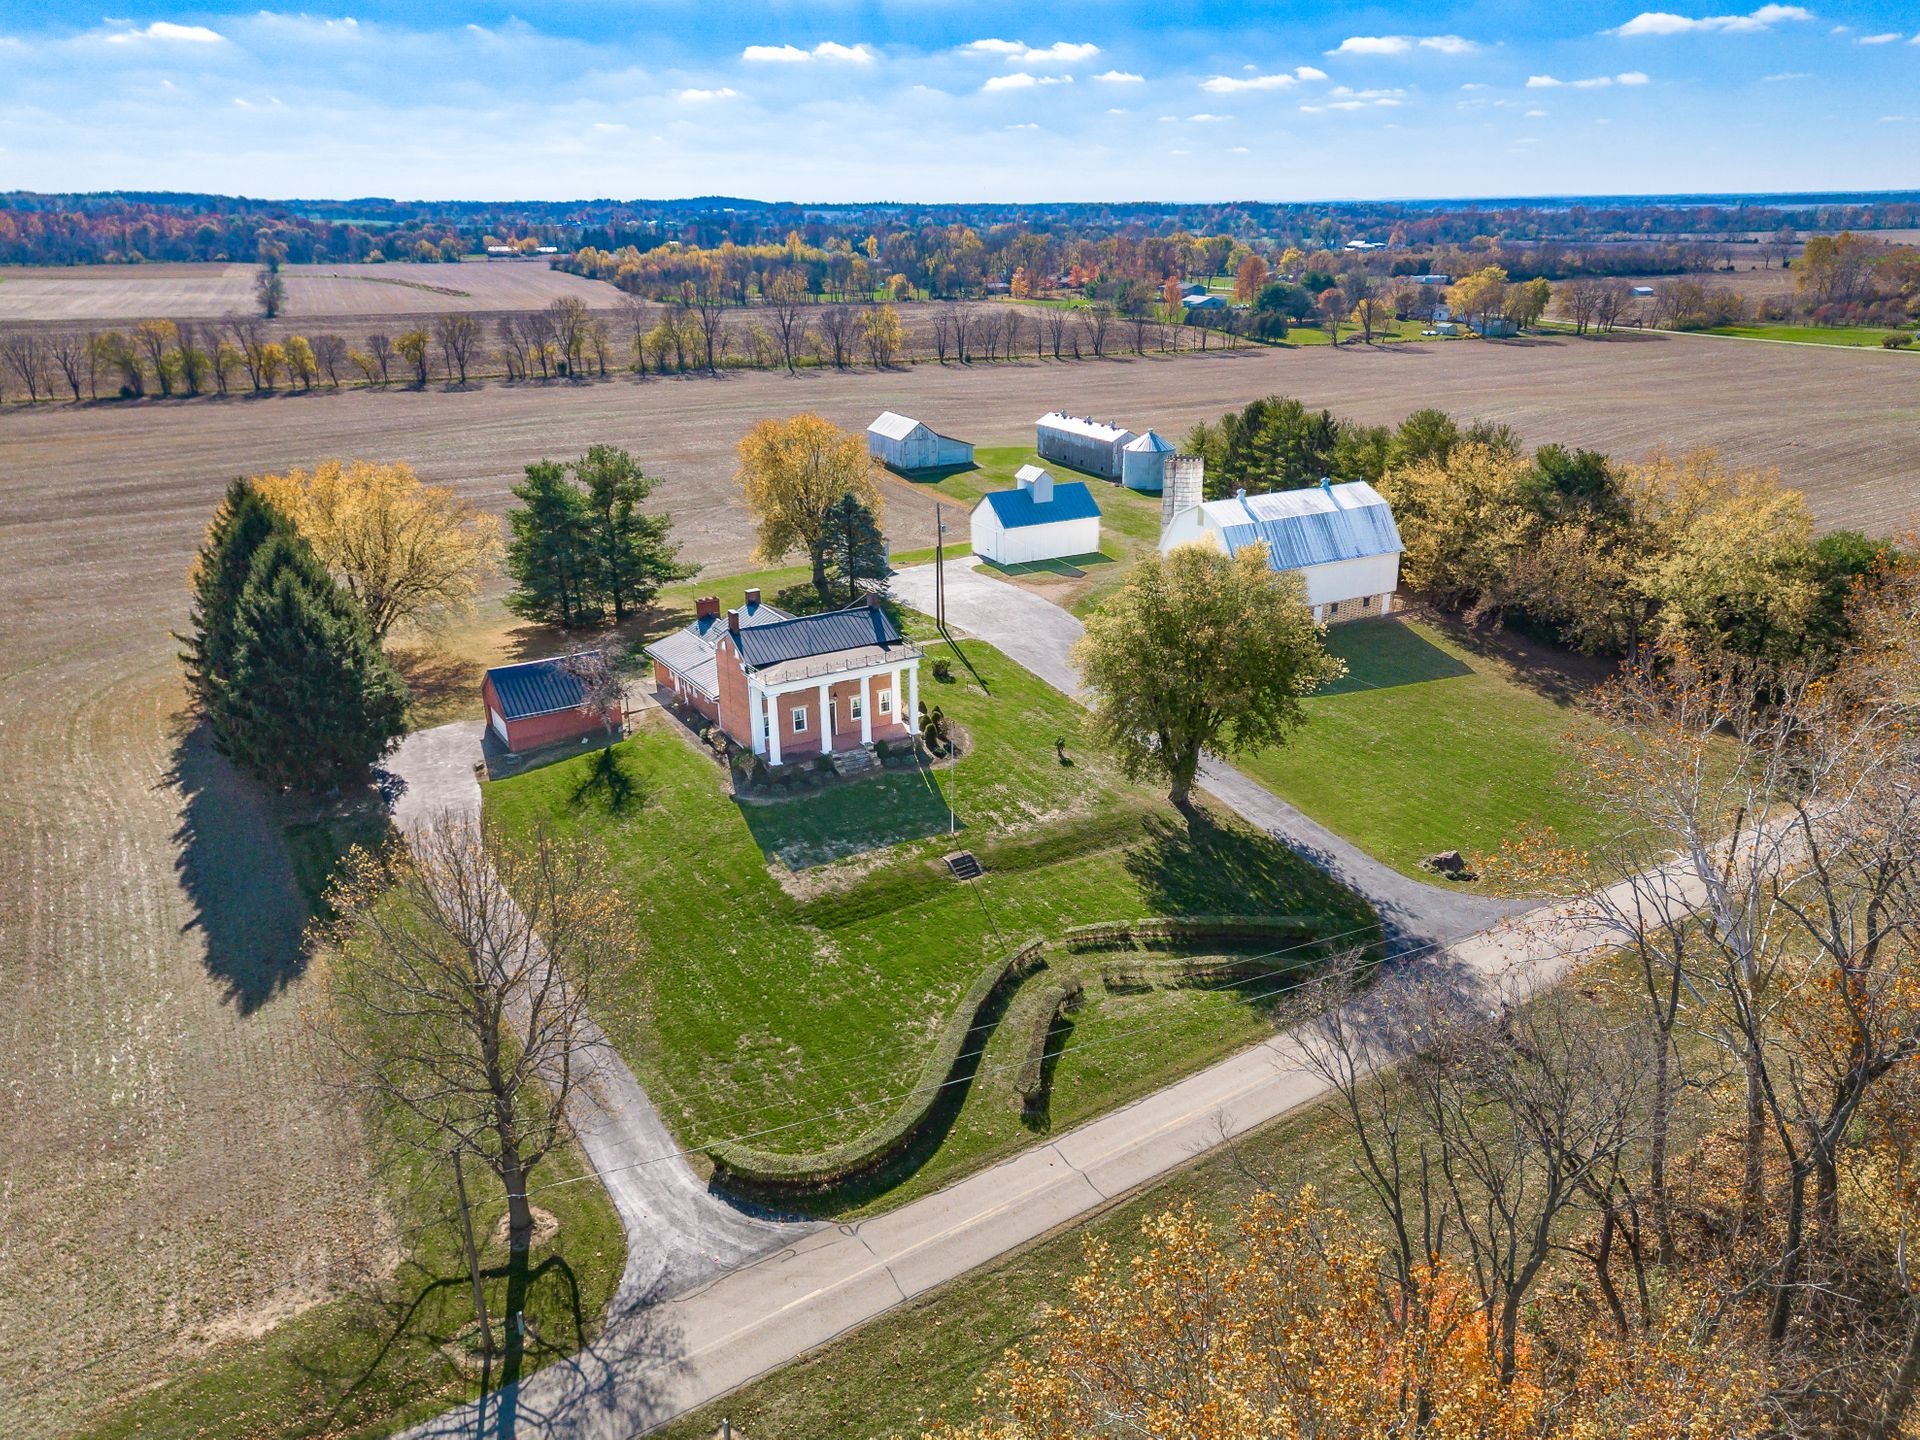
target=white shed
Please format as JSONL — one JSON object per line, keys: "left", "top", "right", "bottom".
{"left": 866, "top": 411, "right": 974, "bottom": 472}
{"left": 970, "top": 466, "right": 1103, "bottom": 567}
{"left": 1120, "top": 430, "right": 1175, "bottom": 493}
{"left": 1160, "top": 478, "right": 1403, "bottom": 623}
{"left": 1035, "top": 412, "right": 1136, "bottom": 480}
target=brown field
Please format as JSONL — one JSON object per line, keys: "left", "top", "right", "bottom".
{"left": 0, "top": 257, "right": 623, "bottom": 325}
{"left": 3, "top": 331, "right": 1918, "bottom": 1435}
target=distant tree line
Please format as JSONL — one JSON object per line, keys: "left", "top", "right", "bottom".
{"left": 1186, "top": 394, "right": 1897, "bottom": 668}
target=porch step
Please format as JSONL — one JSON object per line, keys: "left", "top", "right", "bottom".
{"left": 829, "top": 744, "right": 880, "bottom": 777}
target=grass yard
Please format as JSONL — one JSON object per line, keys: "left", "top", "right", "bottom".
{"left": 483, "top": 635, "right": 1376, "bottom": 1214}
{"left": 1697, "top": 322, "right": 1920, "bottom": 348}
{"left": 1241, "top": 615, "right": 1622, "bottom": 878}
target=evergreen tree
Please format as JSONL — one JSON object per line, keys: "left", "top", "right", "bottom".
{"left": 574, "top": 444, "right": 692, "bottom": 620}
{"left": 180, "top": 478, "right": 292, "bottom": 723}
{"left": 504, "top": 460, "right": 598, "bottom": 628}
{"left": 219, "top": 534, "right": 409, "bottom": 790}
{"left": 820, "top": 492, "right": 890, "bottom": 604}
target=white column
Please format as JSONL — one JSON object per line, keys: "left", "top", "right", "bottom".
{"left": 817, "top": 680, "right": 832, "bottom": 752}
{"left": 859, "top": 674, "right": 873, "bottom": 745}
{"left": 750, "top": 682, "right": 767, "bottom": 755}
{"left": 891, "top": 665, "right": 905, "bottom": 732}
{"left": 907, "top": 662, "right": 920, "bottom": 730}
{"left": 767, "top": 686, "right": 784, "bottom": 767}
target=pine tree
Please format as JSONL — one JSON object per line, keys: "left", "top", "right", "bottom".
{"left": 180, "top": 478, "right": 292, "bottom": 722}
{"left": 820, "top": 492, "right": 890, "bottom": 605}
{"left": 504, "top": 460, "right": 598, "bottom": 628}
{"left": 219, "top": 534, "right": 409, "bottom": 790}
{"left": 574, "top": 445, "right": 692, "bottom": 620}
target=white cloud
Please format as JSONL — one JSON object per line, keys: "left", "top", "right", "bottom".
{"left": 593, "top": 121, "right": 628, "bottom": 132}
{"left": 1858, "top": 31, "right": 1901, "bottom": 43}
{"left": 1006, "top": 122, "right": 1040, "bottom": 130}
{"left": 1186, "top": 112, "right": 1231, "bottom": 122}
{"left": 1528, "top": 71, "right": 1649, "bottom": 87}
{"left": 105, "top": 20, "right": 226, "bottom": 44}
{"left": 1329, "top": 33, "right": 1479, "bottom": 55}
{"left": 675, "top": 86, "right": 740, "bottom": 102}
{"left": 1228, "top": 145, "right": 1250, "bottom": 152}
{"left": 1094, "top": 69, "right": 1144, "bottom": 83}
{"left": 1461, "top": 81, "right": 1488, "bottom": 89}
{"left": 982, "top": 71, "right": 1072, "bottom": 92}
{"left": 1763, "top": 70, "right": 1809, "bottom": 78}
{"left": 1609, "top": 5, "right": 1812, "bottom": 36}
{"left": 1202, "top": 72, "right": 1293, "bottom": 92}
{"left": 1526, "top": 107, "right": 1549, "bottom": 116}
{"left": 965, "top": 38, "right": 1098, "bottom": 67}
{"left": 741, "top": 42, "right": 874, "bottom": 63}
{"left": 1293, "top": 64, "right": 1329, "bottom": 80}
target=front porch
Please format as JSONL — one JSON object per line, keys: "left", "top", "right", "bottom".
{"left": 747, "top": 660, "right": 921, "bottom": 769}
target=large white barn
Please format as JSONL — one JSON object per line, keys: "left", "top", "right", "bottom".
{"left": 1035, "top": 412, "right": 1136, "bottom": 480}
{"left": 866, "top": 411, "right": 974, "bottom": 472}
{"left": 971, "top": 465, "right": 1102, "bottom": 567}
{"left": 1160, "top": 478, "right": 1403, "bottom": 623}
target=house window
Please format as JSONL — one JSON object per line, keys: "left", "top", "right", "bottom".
{"left": 850, "top": 694, "right": 864, "bottom": 721}
{"left": 791, "top": 705, "right": 807, "bottom": 734}
{"left": 878, "top": 689, "right": 892, "bottom": 715}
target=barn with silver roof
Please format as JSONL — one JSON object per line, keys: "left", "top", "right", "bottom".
{"left": 1035, "top": 411, "right": 1137, "bottom": 480}
{"left": 1159, "top": 477, "right": 1403, "bottom": 623}
{"left": 866, "top": 411, "right": 974, "bottom": 472}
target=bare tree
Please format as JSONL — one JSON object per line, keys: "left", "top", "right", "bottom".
{"left": 547, "top": 297, "right": 589, "bottom": 378}
{"left": 999, "top": 305, "right": 1026, "bottom": 362}
{"left": 47, "top": 331, "right": 88, "bottom": 401}
{"left": 2, "top": 330, "right": 47, "bottom": 402}
{"left": 765, "top": 268, "right": 808, "bottom": 374}
{"left": 523, "top": 309, "right": 557, "bottom": 379}
{"left": 365, "top": 331, "right": 394, "bottom": 386}
{"left": 618, "top": 294, "right": 651, "bottom": 375}
{"left": 585, "top": 317, "right": 611, "bottom": 377}
{"left": 1042, "top": 305, "right": 1067, "bottom": 359}
{"left": 311, "top": 332, "right": 348, "bottom": 388}
{"left": 1077, "top": 303, "right": 1113, "bottom": 358}
{"left": 313, "top": 816, "right": 631, "bottom": 1254}
{"left": 817, "top": 303, "right": 855, "bottom": 369}
{"left": 434, "top": 312, "right": 481, "bottom": 385}
{"left": 1593, "top": 278, "right": 1630, "bottom": 333}
{"left": 930, "top": 307, "right": 955, "bottom": 364}
{"left": 952, "top": 306, "right": 978, "bottom": 363}
{"left": 495, "top": 315, "right": 528, "bottom": 381}
{"left": 686, "top": 268, "right": 726, "bottom": 373}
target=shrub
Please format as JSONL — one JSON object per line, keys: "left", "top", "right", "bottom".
{"left": 931, "top": 657, "right": 954, "bottom": 682}
{"left": 1013, "top": 978, "right": 1083, "bottom": 1118}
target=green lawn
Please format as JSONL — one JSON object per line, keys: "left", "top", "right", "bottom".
{"left": 1239, "top": 616, "right": 1620, "bottom": 878}
{"left": 89, "top": 820, "right": 626, "bottom": 1440}
{"left": 1696, "top": 322, "right": 1919, "bottom": 348}
{"left": 484, "top": 635, "right": 1376, "bottom": 1214}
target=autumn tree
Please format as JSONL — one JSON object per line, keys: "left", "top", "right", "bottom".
{"left": 765, "top": 268, "right": 808, "bottom": 374}
{"left": 1316, "top": 287, "right": 1346, "bottom": 344}
{"left": 1383, "top": 440, "right": 1539, "bottom": 615}
{"left": 861, "top": 304, "right": 904, "bottom": 367}
{"left": 1447, "top": 265, "right": 1510, "bottom": 330}
{"left": 315, "top": 816, "right": 631, "bottom": 1254}
{"left": 1073, "top": 543, "right": 1342, "bottom": 809}
{"left": 393, "top": 327, "right": 431, "bottom": 387}
{"left": 283, "top": 335, "right": 318, "bottom": 390}
{"left": 133, "top": 318, "right": 179, "bottom": 396}
{"left": 433, "top": 312, "right": 480, "bottom": 384}
{"left": 1350, "top": 294, "right": 1392, "bottom": 344}
{"left": 736, "top": 414, "right": 885, "bottom": 606}
{"left": 1232, "top": 251, "right": 1269, "bottom": 303}
{"left": 253, "top": 459, "right": 503, "bottom": 643}
{"left": 255, "top": 266, "right": 285, "bottom": 319}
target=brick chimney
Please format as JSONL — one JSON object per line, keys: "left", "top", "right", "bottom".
{"left": 743, "top": 587, "right": 762, "bottom": 608}
{"left": 865, "top": 589, "right": 881, "bottom": 609}
{"left": 726, "top": 607, "right": 741, "bottom": 635}
{"left": 695, "top": 595, "right": 719, "bottom": 620}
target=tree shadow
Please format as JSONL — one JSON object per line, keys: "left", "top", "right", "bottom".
{"left": 390, "top": 641, "right": 486, "bottom": 723}
{"left": 568, "top": 747, "right": 652, "bottom": 815}
{"left": 1123, "top": 808, "right": 1378, "bottom": 940}
{"left": 162, "top": 720, "right": 311, "bottom": 1015}
{"left": 1315, "top": 617, "right": 1472, "bottom": 697}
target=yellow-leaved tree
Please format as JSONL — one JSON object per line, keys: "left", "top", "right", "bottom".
{"left": 254, "top": 460, "right": 502, "bottom": 643}
{"left": 735, "top": 414, "right": 884, "bottom": 607}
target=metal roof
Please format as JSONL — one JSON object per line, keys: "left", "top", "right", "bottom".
{"left": 644, "top": 598, "right": 789, "bottom": 700}
{"left": 735, "top": 604, "right": 912, "bottom": 671}
{"left": 1203, "top": 480, "right": 1403, "bottom": 572}
{"left": 485, "top": 656, "right": 591, "bottom": 721}
{"left": 1035, "top": 412, "right": 1135, "bottom": 446}
{"left": 867, "top": 410, "right": 927, "bottom": 441}
{"left": 1015, "top": 463, "right": 1050, "bottom": 485}
{"left": 1124, "top": 430, "right": 1174, "bottom": 453}
{"left": 979, "top": 480, "right": 1101, "bottom": 530}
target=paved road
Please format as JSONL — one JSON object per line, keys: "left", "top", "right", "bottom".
{"left": 890, "top": 558, "right": 1523, "bottom": 947}
{"left": 385, "top": 727, "right": 809, "bottom": 1310}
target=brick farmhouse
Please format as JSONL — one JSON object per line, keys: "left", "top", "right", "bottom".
{"left": 481, "top": 655, "right": 622, "bottom": 754}
{"left": 647, "top": 590, "right": 922, "bottom": 767}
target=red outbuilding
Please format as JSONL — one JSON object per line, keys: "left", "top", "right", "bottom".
{"left": 481, "top": 655, "right": 620, "bottom": 755}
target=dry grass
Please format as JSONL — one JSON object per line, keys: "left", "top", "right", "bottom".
{"left": 2, "top": 327, "right": 1917, "bottom": 1434}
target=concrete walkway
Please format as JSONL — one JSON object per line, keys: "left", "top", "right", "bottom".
{"left": 384, "top": 727, "right": 809, "bottom": 1309}
{"left": 890, "top": 558, "right": 1524, "bottom": 946}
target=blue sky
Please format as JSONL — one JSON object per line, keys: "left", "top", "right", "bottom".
{"left": 3, "top": 2, "right": 1916, "bottom": 201}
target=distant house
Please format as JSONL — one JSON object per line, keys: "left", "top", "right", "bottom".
{"left": 1342, "top": 239, "right": 1387, "bottom": 252}
{"left": 1183, "top": 292, "right": 1229, "bottom": 312}
{"left": 971, "top": 465, "right": 1102, "bottom": 566}
{"left": 1470, "top": 316, "right": 1519, "bottom": 338}
{"left": 1631, "top": 285, "right": 1656, "bottom": 297}
{"left": 1036, "top": 411, "right": 1137, "bottom": 479}
{"left": 1179, "top": 281, "right": 1210, "bottom": 298}
{"left": 650, "top": 593, "right": 921, "bottom": 769}
{"left": 485, "top": 245, "right": 516, "bottom": 257}
{"left": 1120, "top": 430, "right": 1176, "bottom": 493}
{"left": 866, "top": 411, "right": 974, "bottom": 472}
{"left": 1408, "top": 274, "right": 1452, "bottom": 286}
{"left": 482, "top": 655, "right": 622, "bottom": 754}
{"left": 1160, "top": 478, "right": 1404, "bottom": 623}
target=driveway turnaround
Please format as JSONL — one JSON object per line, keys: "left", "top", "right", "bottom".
{"left": 385, "top": 727, "right": 809, "bottom": 1308}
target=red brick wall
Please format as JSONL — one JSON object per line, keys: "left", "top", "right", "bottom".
{"left": 715, "top": 637, "right": 754, "bottom": 747}
{"left": 484, "top": 674, "right": 615, "bottom": 754}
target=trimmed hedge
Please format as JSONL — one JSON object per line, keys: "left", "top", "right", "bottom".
{"left": 707, "top": 937, "right": 1048, "bottom": 1192}
{"left": 1013, "top": 978, "right": 1084, "bottom": 1118}
{"left": 1061, "top": 914, "right": 1335, "bottom": 953}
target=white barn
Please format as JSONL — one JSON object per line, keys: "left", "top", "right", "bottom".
{"left": 866, "top": 411, "right": 974, "bottom": 472}
{"left": 1035, "top": 412, "right": 1136, "bottom": 480}
{"left": 971, "top": 466, "right": 1102, "bottom": 567}
{"left": 1160, "top": 478, "right": 1403, "bottom": 623}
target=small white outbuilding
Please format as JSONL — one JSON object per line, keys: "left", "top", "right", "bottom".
{"left": 866, "top": 411, "right": 974, "bottom": 472}
{"left": 970, "top": 465, "right": 1103, "bottom": 567}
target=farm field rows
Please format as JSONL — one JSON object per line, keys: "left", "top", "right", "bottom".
{"left": 5, "top": 329, "right": 1918, "bottom": 1434}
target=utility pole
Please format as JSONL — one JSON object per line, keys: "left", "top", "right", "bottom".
{"left": 452, "top": 1148, "right": 494, "bottom": 1365}
{"left": 933, "top": 500, "right": 946, "bottom": 633}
